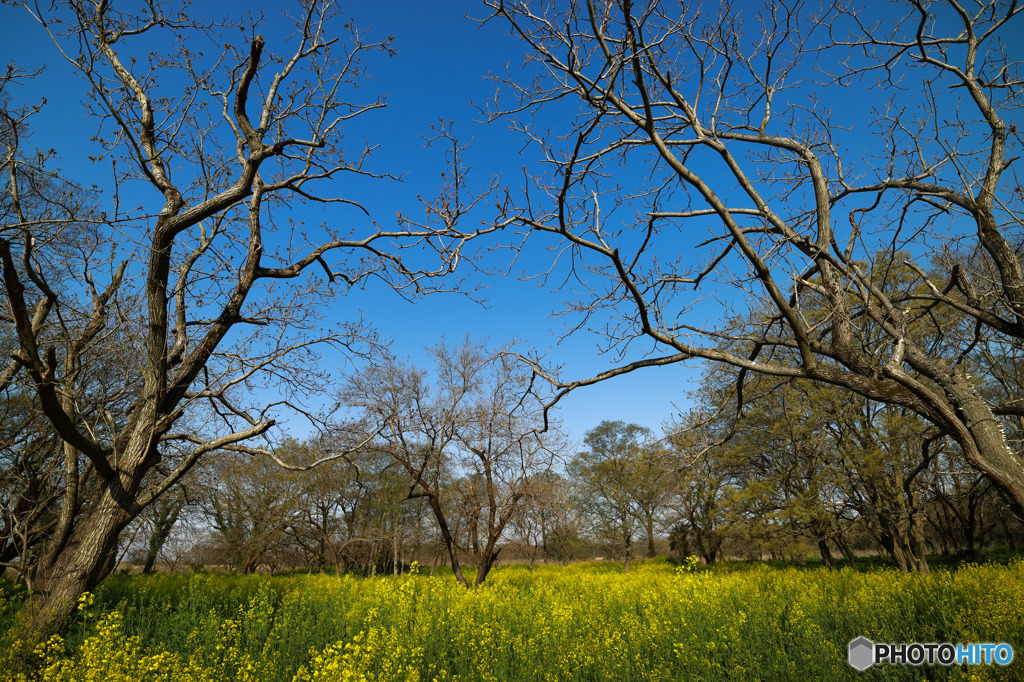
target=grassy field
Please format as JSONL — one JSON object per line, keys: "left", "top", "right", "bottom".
{"left": 1, "top": 558, "right": 1021, "bottom": 681}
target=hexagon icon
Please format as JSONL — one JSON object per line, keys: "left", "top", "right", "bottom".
{"left": 848, "top": 636, "right": 875, "bottom": 671}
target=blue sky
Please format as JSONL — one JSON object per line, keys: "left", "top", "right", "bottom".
{"left": 9, "top": 0, "right": 992, "bottom": 447}
{"left": 1, "top": 0, "right": 706, "bottom": 444}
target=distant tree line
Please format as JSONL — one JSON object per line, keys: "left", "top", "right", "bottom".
{"left": 104, "top": 357, "right": 1024, "bottom": 579}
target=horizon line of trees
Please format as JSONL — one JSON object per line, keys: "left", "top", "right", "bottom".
{"left": 107, "top": 361, "right": 1024, "bottom": 579}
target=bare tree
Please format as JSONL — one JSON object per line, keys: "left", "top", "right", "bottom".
{"left": 1, "top": 0, "right": 488, "bottom": 644}
{"left": 484, "top": 0, "right": 1024, "bottom": 515}
{"left": 508, "top": 469, "right": 581, "bottom": 565}
{"left": 196, "top": 451, "right": 303, "bottom": 574}
{"left": 341, "top": 337, "right": 563, "bottom": 587}
{"left": 1, "top": 64, "right": 138, "bottom": 588}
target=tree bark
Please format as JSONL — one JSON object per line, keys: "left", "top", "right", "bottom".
{"left": 817, "top": 539, "right": 835, "bottom": 570}
{"left": 12, "top": 474, "right": 138, "bottom": 651}
{"left": 834, "top": 534, "right": 860, "bottom": 571}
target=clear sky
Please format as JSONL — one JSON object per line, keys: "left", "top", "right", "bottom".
{"left": 1, "top": 0, "right": 707, "bottom": 445}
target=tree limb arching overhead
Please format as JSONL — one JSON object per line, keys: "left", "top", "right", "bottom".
{"left": 486, "top": 0, "right": 1024, "bottom": 515}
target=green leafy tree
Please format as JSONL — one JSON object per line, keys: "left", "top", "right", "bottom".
{"left": 572, "top": 421, "right": 672, "bottom": 569}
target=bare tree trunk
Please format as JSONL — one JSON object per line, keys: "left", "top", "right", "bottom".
{"left": 817, "top": 539, "right": 835, "bottom": 570}
{"left": 835, "top": 534, "right": 860, "bottom": 572}
{"left": 944, "top": 372, "right": 1024, "bottom": 520}
{"left": 12, "top": 481, "right": 135, "bottom": 653}
{"left": 426, "top": 496, "right": 469, "bottom": 587}
{"left": 997, "top": 505, "right": 1018, "bottom": 550}
{"left": 392, "top": 523, "right": 400, "bottom": 577}
{"left": 474, "top": 545, "right": 502, "bottom": 587}
{"left": 909, "top": 516, "right": 930, "bottom": 574}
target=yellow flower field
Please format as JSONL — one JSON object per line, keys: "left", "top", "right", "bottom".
{"left": 2, "top": 560, "right": 1021, "bottom": 681}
